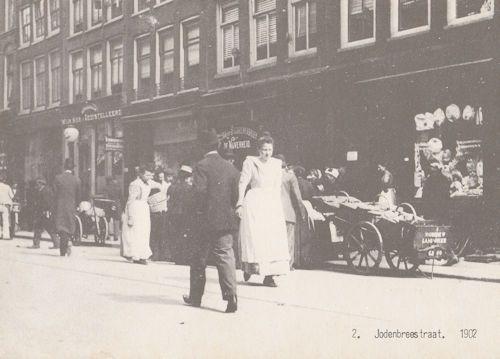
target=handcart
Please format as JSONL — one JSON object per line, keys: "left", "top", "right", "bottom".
{"left": 311, "top": 192, "right": 455, "bottom": 275}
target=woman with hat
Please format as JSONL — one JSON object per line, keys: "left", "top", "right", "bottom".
{"left": 236, "top": 134, "right": 289, "bottom": 287}
{"left": 166, "top": 165, "right": 195, "bottom": 265}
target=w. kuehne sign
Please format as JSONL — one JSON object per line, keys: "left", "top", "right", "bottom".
{"left": 61, "top": 109, "right": 122, "bottom": 126}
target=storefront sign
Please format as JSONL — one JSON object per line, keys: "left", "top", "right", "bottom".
{"left": 105, "top": 136, "right": 124, "bottom": 151}
{"left": 220, "top": 127, "right": 258, "bottom": 150}
{"left": 61, "top": 109, "right": 122, "bottom": 126}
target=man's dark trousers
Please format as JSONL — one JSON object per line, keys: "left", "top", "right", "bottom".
{"left": 58, "top": 231, "right": 72, "bottom": 256}
{"left": 33, "top": 215, "right": 59, "bottom": 248}
{"left": 189, "top": 231, "right": 237, "bottom": 303}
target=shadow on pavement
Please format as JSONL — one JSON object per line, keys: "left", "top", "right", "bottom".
{"left": 103, "top": 293, "right": 181, "bottom": 306}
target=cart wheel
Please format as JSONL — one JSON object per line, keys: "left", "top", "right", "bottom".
{"left": 345, "top": 221, "right": 383, "bottom": 274}
{"left": 96, "top": 217, "right": 108, "bottom": 245}
{"left": 385, "top": 249, "right": 419, "bottom": 272}
{"left": 74, "top": 215, "right": 82, "bottom": 246}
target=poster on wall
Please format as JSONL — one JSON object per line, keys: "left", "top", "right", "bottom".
{"left": 414, "top": 104, "right": 484, "bottom": 198}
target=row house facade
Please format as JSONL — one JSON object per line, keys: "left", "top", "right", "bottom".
{"left": 0, "top": 0, "right": 498, "bottom": 220}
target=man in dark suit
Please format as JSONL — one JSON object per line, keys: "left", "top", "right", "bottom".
{"left": 183, "top": 130, "right": 240, "bottom": 313}
{"left": 275, "top": 155, "right": 306, "bottom": 270}
{"left": 29, "top": 178, "right": 59, "bottom": 249}
{"left": 54, "top": 159, "right": 81, "bottom": 257}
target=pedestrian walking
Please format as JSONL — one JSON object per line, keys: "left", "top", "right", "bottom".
{"left": 183, "top": 129, "right": 239, "bottom": 313}
{"left": 53, "top": 160, "right": 81, "bottom": 256}
{"left": 148, "top": 171, "right": 171, "bottom": 261}
{"left": 236, "top": 134, "right": 290, "bottom": 288}
{"left": 122, "top": 165, "right": 159, "bottom": 265}
{"left": 0, "top": 173, "right": 14, "bottom": 240}
{"left": 275, "top": 155, "right": 306, "bottom": 270}
{"left": 29, "top": 178, "right": 60, "bottom": 249}
{"left": 105, "top": 176, "right": 123, "bottom": 244}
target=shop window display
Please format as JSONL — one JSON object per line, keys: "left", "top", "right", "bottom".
{"left": 414, "top": 104, "right": 484, "bottom": 199}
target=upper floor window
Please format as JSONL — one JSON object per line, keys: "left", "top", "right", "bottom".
{"left": 71, "top": 51, "right": 84, "bottom": 103}
{"left": 157, "top": 27, "right": 175, "bottom": 95}
{"left": 218, "top": 1, "right": 240, "bottom": 71}
{"left": 289, "top": 0, "right": 317, "bottom": 55}
{"left": 89, "top": 46, "right": 103, "bottom": 99}
{"left": 181, "top": 20, "right": 200, "bottom": 89}
{"left": 48, "top": 0, "right": 61, "bottom": 34}
{"left": 90, "top": 0, "right": 104, "bottom": 27}
{"left": 251, "top": 0, "right": 277, "bottom": 64}
{"left": 108, "top": 0, "right": 123, "bottom": 20}
{"left": 135, "top": 0, "right": 150, "bottom": 13}
{"left": 448, "top": 0, "right": 494, "bottom": 25}
{"left": 3, "top": 52, "right": 14, "bottom": 109}
{"left": 21, "top": 62, "right": 33, "bottom": 111}
{"left": 341, "top": 0, "right": 375, "bottom": 48}
{"left": 135, "top": 35, "right": 152, "bottom": 100}
{"left": 49, "top": 51, "right": 61, "bottom": 104}
{"left": 109, "top": 39, "right": 123, "bottom": 94}
{"left": 391, "top": 0, "right": 429, "bottom": 37}
{"left": 72, "top": 0, "right": 84, "bottom": 34}
{"left": 5, "top": 0, "right": 15, "bottom": 32}
{"left": 20, "top": 6, "right": 32, "bottom": 46}
{"left": 35, "top": 57, "right": 47, "bottom": 108}
{"left": 34, "top": 0, "right": 46, "bottom": 40}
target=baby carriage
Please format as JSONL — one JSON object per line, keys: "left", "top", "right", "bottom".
{"left": 74, "top": 198, "right": 108, "bottom": 246}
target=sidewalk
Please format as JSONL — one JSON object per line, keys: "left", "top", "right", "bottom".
{"left": 13, "top": 231, "right": 500, "bottom": 283}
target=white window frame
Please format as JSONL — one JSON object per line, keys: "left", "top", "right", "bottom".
{"left": 288, "top": 0, "right": 318, "bottom": 57}
{"left": 106, "top": 0, "right": 124, "bottom": 23}
{"left": 34, "top": 56, "right": 47, "bottom": 110}
{"left": 340, "top": 0, "right": 376, "bottom": 49}
{"left": 390, "top": 0, "right": 430, "bottom": 38}
{"left": 180, "top": 16, "right": 200, "bottom": 85}
{"left": 447, "top": 0, "right": 494, "bottom": 26}
{"left": 133, "top": 33, "right": 152, "bottom": 97}
{"left": 48, "top": 50, "right": 61, "bottom": 106}
{"left": 47, "top": 0, "right": 61, "bottom": 37}
{"left": 134, "top": 0, "right": 151, "bottom": 15}
{"left": 154, "top": 0, "right": 173, "bottom": 7}
{"left": 88, "top": 45, "right": 104, "bottom": 99}
{"left": 88, "top": 0, "right": 104, "bottom": 30}
{"left": 107, "top": 37, "right": 123, "bottom": 95}
{"left": 33, "top": 0, "right": 46, "bottom": 43}
{"left": 19, "top": 6, "right": 32, "bottom": 48}
{"left": 249, "top": 0, "right": 278, "bottom": 66}
{"left": 69, "top": 50, "right": 85, "bottom": 104}
{"left": 217, "top": 0, "right": 240, "bottom": 73}
{"left": 20, "top": 61, "right": 33, "bottom": 113}
{"left": 5, "top": 0, "right": 15, "bottom": 32}
{"left": 70, "top": 0, "right": 85, "bottom": 36}
{"left": 155, "top": 25, "right": 175, "bottom": 94}
{"left": 2, "top": 52, "right": 14, "bottom": 110}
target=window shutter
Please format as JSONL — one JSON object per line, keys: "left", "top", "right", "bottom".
{"left": 296, "top": 3, "right": 307, "bottom": 38}
{"left": 255, "top": 0, "right": 275, "bottom": 13}
{"left": 269, "top": 12, "right": 277, "bottom": 43}
{"left": 309, "top": 1, "right": 317, "bottom": 34}
{"left": 234, "top": 24, "right": 240, "bottom": 51}
{"left": 222, "top": 4, "right": 239, "bottom": 23}
{"left": 223, "top": 27, "right": 233, "bottom": 60}
{"left": 349, "top": 0, "right": 374, "bottom": 15}
{"left": 256, "top": 16, "right": 268, "bottom": 46}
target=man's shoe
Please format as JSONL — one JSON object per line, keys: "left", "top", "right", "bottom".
{"left": 243, "top": 272, "right": 251, "bottom": 282}
{"left": 28, "top": 245, "right": 40, "bottom": 249}
{"left": 225, "top": 295, "right": 238, "bottom": 313}
{"left": 183, "top": 295, "right": 201, "bottom": 307}
{"left": 263, "top": 276, "right": 278, "bottom": 287}
{"left": 133, "top": 259, "right": 148, "bottom": 265}
{"left": 66, "top": 243, "right": 72, "bottom": 257}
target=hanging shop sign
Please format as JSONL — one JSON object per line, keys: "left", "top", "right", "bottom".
{"left": 219, "top": 127, "right": 259, "bottom": 151}
{"left": 105, "top": 136, "right": 124, "bottom": 151}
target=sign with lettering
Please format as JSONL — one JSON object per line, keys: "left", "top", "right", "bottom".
{"left": 219, "top": 127, "right": 258, "bottom": 151}
{"left": 61, "top": 109, "right": 122, "bottom": 126}
{"left": 105, "top": 136, "right": 124, "bottom": 151}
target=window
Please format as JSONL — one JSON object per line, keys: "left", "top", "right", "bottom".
{"left": 49, "top": 0, "right": 61, "bottom": 34}
{"left": 21, "top": 62, "right": 33, "bottom": 111}
{"left": 448, "top": 0, "right": 494, "bottom": 25}
{"left": 90, "top": 0, "right": 103, "bottom": 26}
{"left": 72, "top": 0, "right": 84, "bottom": 34}
{"left": 135, "top": 0, "right": 150, "bottom": 13}
{"left": 34, "top": 0, "right": 46, "bottom": 40}
{"left": 35, "top": 57, "right": 47, "bottom": 108}
{"left": 5, "top": 0, "right": 15, "bottom": 32}
{"left": 156, "top": 0, "right": 171, "bottom": 5}
{"left": 3, "top": 53, "right": 14, "bottom": 109}
{"left": 49, "top": 52, "right": 61, "bottom": 104}
{"left": 20, "top": 6, "right": 32, "bottom": 45}
{"left": 341, "top": 0, "right": 376, "bottom": 47}
{"left": 108, "top": 0, "right": 123, "bottom": 20}
{"left": 135, "top": 36, "right": 152, "bottom": 100}
{"left": 109, "top": 39, "right": 123, "bottom": 94}
{"left": 391, "top": 0, "right": 429, "bottom": 36}
{"left": 181, "top": 20, "right": 200, "bottom": 89}
{"left": 251, "top": 0, "right": 277, "bottom": 63}
{"left": 71, "top": 52, "right": 84, "bottom": 103}
{"left": 157, "top": 28, "right": 175, "bottom": 95}
{"left": 289, "top": 0, "right": 317, "bottom": 54}
{"left": 219, "top": 1, "right": 240, "bottom": 71}
{"left": 90, "top": 46, "right": 103, "bottom": 98}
